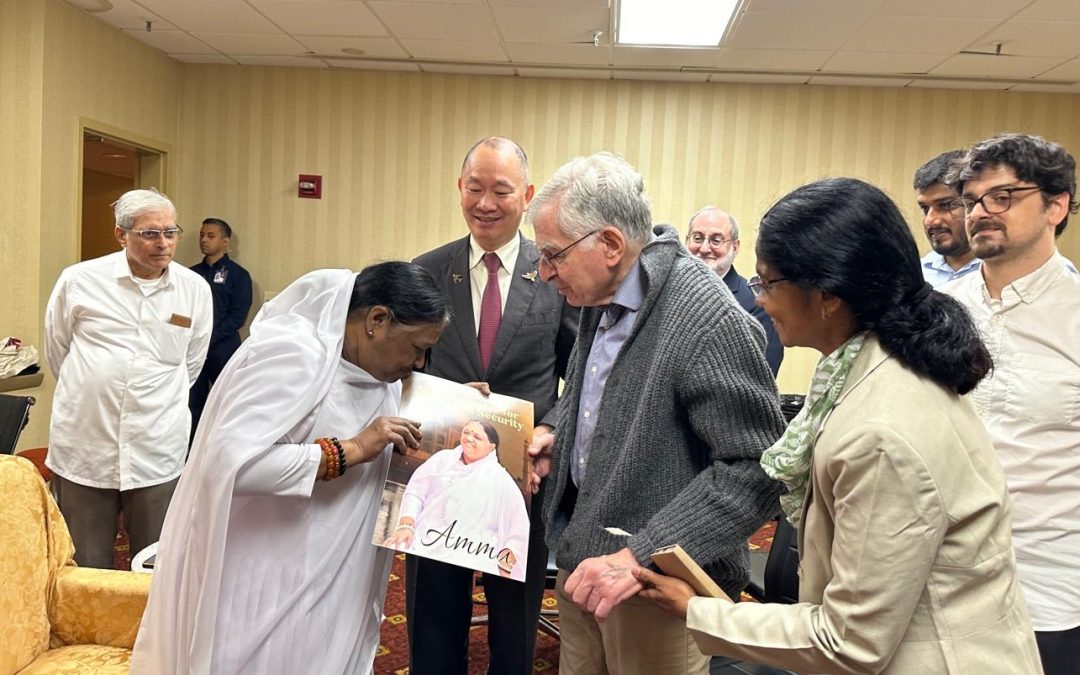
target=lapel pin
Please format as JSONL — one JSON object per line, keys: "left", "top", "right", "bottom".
{"left": 452, "top": 273, "right": 463, "bottom": 284}
{"left": 522, "top": 270, "right": 538, "bottom": 282}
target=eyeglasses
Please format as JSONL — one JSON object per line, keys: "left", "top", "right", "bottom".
{"left": 960, "top": 185, "right": 1042, "bottom": 215}
{"left": 748, "top": 275, "right": 794, "bottom": 298}
{"left": 918, "top": 198, "right": 964, "bottom": 216}
{"left": 686, "top": 233, "right": 732, "bottom": 248}
{"left": 533, "top": 229, "right": 599, "bottom": 268}
{"left": 125, "top": 226, "right": 184, "bottom": 241}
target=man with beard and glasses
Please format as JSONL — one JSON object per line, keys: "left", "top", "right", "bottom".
{"left": 913, "top": 150, "right": 981, "bottom": 287}
{"left": 685, "top": 206, "right": 782, "bottom": 375}
{"left": 942, "top": 133, "right": 1080, "bottom": 675}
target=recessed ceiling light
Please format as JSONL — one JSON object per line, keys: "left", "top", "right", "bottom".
{"left": 618, "top": 0, "right": 739, "bottom": 47}
{"left": 67, "top": 0, "right": 113, "bottom": 13}
{"left": 341, "top": 48, "right": 367, "bottom": 56}
{"left": 102, "top": 153, "right": 128, "bottom": 159}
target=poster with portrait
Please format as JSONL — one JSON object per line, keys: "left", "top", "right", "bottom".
{"left": 372, "top": 372, "right": 534, "bottom": 582}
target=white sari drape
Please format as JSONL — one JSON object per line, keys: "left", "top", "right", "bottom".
{"left": 132, "top": 269, "right": 398, "bottom": 674}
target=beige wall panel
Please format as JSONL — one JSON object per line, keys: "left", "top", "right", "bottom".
{"left": 175, "top": 68, "right": 1080, "bottom": 394}
{"left": 4, "top": 0, "right": 180, "bottom": 450}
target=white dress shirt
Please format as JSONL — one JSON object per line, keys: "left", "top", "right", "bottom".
{"left": 45, "top": 251, "right": 212, "bottom": 491}
{"left": 943, "top": 251, "right": 1080, "bottom": 631}
{"left": 468, "top": 234, "right": 519, "bottom": 335}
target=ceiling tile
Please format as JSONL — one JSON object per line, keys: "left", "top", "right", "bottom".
{"left": 515, "top": 67, "right": 611, "bottom": 79}
{"left": 505, "top": 43, "right": 612, "bottom": 66}
{"left": 930, "top": 53, "right": 1063, "bottom": 78}
{"left": 749, "top": 0, "right": 883, "bottom": 14}
{"left": 369, "top": 3, "right": 498, "bottom": 40}
{"left": 400, "top": 39, "right": 508, "bottom": 62}
{"left": 909, "top": 78, "right": 1011, "bottom": 90}
{"left": 325, "top": 59, "right": 422, "bottom": 72}
{"left": 231, "top": 55, "right": 327, "bottom": 68}
{"left": 727, "top": 12, "right": 867, "bottom": 51}
{"left": 170, "top": 54, "right": 238, "bottom": 65}
{"left": 612, "top": 47, "right": 720, "bottom": 68}
{"left": 878, "top": 0, "right": 1029, "bottom": 18}
{"left": 71, "top": 0, "right": 176, "bottom": 31}
{"left": 136, "top": 0, "right": 282, "bottom": 34}
{"left": 1036, "top": 58, "right": 1080, "bottom": 82}
{"left": 492, "top": 6, "right": 610, "bottom": 43}
{"left": 968, "top": 20, "right": 1080, "bottom": 59}
{"left": 1015, "top": 0, "right": 1080, "bottom": 22}
{"left": 421, "top": 63, "right": 515, "bottom": 76}
{"left": 809, "top": 76, "right": 910, "bottom": 87}
{"left": 250, "top": 1, "right": 387, "bottom": 37}
{"left": 369, "top": 0, "right": 483, "bottom": 3}
{"left": 715, "top": 48, "right": 831, "bottom": 71}
{"left": 293, "top": 36, "right": 408, "bottom": 58}
{"left": 120, "top": 28, "right": 218, "bottom": 54}
{"left": 843, "top": 16, "right": 1001, "bottom": 53}
{"left": 194, "top": 32, "right": 307, "bottom": 55}
{"left": 709, "top": 73, "right": 809, "bottom": 84}
{"left": 822, "top": 51, "right": 946, "bottom": 74}
{"left": 611, "top": 70, "right": 709, "bottom": 82}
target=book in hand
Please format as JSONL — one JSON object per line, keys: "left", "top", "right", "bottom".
{"left": 650, "top": 544, "right": 732, "bottom": 601}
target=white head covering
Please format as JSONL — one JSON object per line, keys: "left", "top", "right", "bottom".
{"left": 135, "top": 269, "right": 357, "bottom": 671}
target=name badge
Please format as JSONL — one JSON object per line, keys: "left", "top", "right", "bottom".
{"left": 213, "top": 269, "right": 228, "bottom": 284}
{"left": 168, "top": 313, "right": 193, "bottom": 328}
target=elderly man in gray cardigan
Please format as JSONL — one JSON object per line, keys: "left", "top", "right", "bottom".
{"left": 526, "top": 152, "right": 785, "bottom": 675}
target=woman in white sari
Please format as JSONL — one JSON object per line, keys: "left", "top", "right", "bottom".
{"left": 132, "top": 262, "right": 448, "bottom": 675}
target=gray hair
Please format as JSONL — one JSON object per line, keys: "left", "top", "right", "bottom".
{"left": 113, "top": 188, "right": 177, "bottom": 230}
{"left": 527, "top": 152, "right": 652, "bottom": 244}
{"left": 688, "top": 205, "right": 740, "bottom": 241}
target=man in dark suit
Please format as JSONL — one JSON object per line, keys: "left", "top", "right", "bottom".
{"left": 686, "top": 206, "right": 783, "bottom": 375}
{"left": 408, "top": 137, "right": 578, "bottom": 675}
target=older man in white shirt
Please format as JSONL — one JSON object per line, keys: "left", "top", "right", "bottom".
{"left": 942, "top": 133, "right": 1080, "bottom": 675}
{"left": 45, "top": 188, "right": 212, "bottom": 568}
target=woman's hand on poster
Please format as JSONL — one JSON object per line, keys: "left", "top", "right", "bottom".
{"left": 633, "top": 567, "right": 698, "bottom": 620}
{"left": 527, "top": 425, "right": 555, "bottom": 494}
{"left": 383, "top": 518, "right": 415, "bottom": 549}
{"left": 343, "top": 416, "right": 422, "bottom": 464}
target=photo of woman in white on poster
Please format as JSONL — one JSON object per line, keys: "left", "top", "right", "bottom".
{"left": 383, "top": 419, "right": 530, "bottom": 581}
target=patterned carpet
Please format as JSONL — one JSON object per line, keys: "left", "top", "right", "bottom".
{"left": 113, "top": 522, "right": 777, "bottom": 674}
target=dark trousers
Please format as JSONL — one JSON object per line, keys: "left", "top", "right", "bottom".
{"left": 51, "top": 473, "right": 178, "bottom": 569}
{"left": 188, "top": 337, "right": 240, "bottom": 444}
{"left": 1036, "top": 625, "right": 1080, "bottom": 675}
{"left": 406, "top": 501, "right": 548, "bottom": 675}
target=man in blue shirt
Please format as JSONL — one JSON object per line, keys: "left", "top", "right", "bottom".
{"left": 188, "top": 218, "right": 252, "bottom": 442}
{"left": 914, "top": 150, "right": 981, "bottom": 287}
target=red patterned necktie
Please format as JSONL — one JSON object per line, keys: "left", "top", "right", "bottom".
{"left": 477, "top": 252, "right": 502, "bottom": 371}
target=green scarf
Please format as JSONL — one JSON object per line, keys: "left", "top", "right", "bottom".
{"left": 760, "top": 332, "right": 866, "bottom": 527}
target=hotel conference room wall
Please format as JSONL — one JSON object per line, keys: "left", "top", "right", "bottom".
{"left": 173, "top": 66, "right": 1080, "bottom": 396}
{"left": 4, "top": 0, "right": 1080, "bottom": 448}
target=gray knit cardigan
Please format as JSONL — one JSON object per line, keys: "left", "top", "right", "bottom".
{"left": 543, "top": 225, "right": 786, "bottom": 598}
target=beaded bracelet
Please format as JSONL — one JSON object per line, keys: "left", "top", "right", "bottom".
{"left": 330, "top": 436, "right": 347, "bottom": 475}
{"left": 316, "top": 437, "right": 339, "bottom": 480}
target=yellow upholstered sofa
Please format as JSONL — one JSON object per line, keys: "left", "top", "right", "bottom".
{"left": 0, "top": 455, "right": 151, "bottom": 674}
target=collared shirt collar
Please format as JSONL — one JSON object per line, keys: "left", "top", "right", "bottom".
{"left": 923, "top": 250, "right": 980, "bottom": 275}
{"left": 111, "top": 251, "right": 172, "bottom": 287}
{"left": 983, "top": 250, "right": 1071, "bottom": 306}
{"left": 468, "top": 233, "right": 520, "bottom": 273}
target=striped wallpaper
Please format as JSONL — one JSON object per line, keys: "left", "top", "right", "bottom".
{"left": 175, "top": 67, "right": 1080, "bottom": 392}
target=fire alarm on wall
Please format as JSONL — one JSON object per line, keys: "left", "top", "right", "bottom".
{"left": 299, "top": 174, "right": 322, "bottom": 199}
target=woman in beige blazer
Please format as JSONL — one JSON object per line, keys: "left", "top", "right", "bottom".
{"left": 636, "top": 178, "right": 1042, "bottom": 674}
